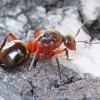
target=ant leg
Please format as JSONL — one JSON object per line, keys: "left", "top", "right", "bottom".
{"left": 54, "top": 48, "right": 72, "bottom": 60}
{"left": 34, "top": 27, "right": 49, "bottom": 39}
{"left": 40, "top": 48, "right": 70, "bottom": 60}
{"left": 33, "top": 58, "right": 39, "bottom": 66}
{"left": 0, "top": 33, "right": 18, "bottom": 51}
{"left": 40, "top": 52, "right": 63, "bottom": 83}
{"left": 65, "top": 48, "right": 69, "bottom": 59}
{"left": 29, "top": 49, "right": 40, "bottom": 70}
{"left": 34, "top": 27, "right": 40, "bottom": 38}
{"left": 74, "top": 19, "right": 91, "bottom": 38}
{"left": 56, "top": 57, "right": 63, "bottom": 84}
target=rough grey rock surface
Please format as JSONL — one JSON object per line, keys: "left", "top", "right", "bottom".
{"left": 37, "top": 79, "right": 100, "bottom": 100}
{"left": 0, "top": 0, "right": 100, "bottom": 100}
{"left": 0, "top": 0, "right": 46, "bottom": 42}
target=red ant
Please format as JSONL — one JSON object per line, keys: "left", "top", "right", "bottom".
{"left": 0, "top": 19, "right": 97, "bottom": 71}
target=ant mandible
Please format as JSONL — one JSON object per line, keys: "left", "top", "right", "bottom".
{"left": 0, "top": 19, "right": 96, "bottom": 71}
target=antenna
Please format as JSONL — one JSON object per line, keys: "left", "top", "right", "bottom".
{"left": 74, "top": 19, "right": 91, "bottom": 38}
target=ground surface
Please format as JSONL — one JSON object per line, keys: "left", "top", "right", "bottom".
{"left": 0, "top": 0, "right": 100, "bottom": 100}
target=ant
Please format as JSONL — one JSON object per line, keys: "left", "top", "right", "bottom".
{"left": 0, "top": 19, "right": 98, "bottom": 74}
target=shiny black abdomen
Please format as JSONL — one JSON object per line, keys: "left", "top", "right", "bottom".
{"left": 0, "top": 40, "right": 30, "bottom": 70}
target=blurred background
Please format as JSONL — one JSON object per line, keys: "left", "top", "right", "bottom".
{"left": 0, "top": 0, "right": 100, "bottom": 42}
{"left": 0, "top": 0, "right": 80, "bottom": 41}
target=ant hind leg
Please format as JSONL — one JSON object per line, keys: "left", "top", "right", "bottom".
{"left": 0, "top": 33, "right": 18, "bottom": 51}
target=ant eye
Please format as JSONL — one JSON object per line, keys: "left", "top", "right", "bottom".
{"left": 68, "top": 42, "right": 72, "bottom": 46}
{"left": 65, "top": 39, "right": 68, "bottom": 43}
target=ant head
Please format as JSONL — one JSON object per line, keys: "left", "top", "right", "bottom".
{"left": 63, "top": 19, "right": 91, "bottom": 50}
{"left": 63, "top": 34, "right": 76, "bottom": 50}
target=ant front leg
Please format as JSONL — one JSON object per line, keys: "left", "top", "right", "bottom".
{"left": 34, "top": 27, "right": 40, "bottom": 38}
{"left": 0, "top": 33, "right": 18, "bottom": 51}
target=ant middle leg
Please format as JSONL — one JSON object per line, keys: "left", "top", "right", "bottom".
{"left": 40, "top": 48, "right": 71, "bottom": 60}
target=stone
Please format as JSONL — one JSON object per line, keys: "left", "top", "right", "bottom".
{"left": 37, "top": 79, "right": 100, "bottom": 100}
{"left": 17, "top": 14, "right": 28, "bottom": 24}
{"left": 0, "top": 96, "right": 6, "bottom": 100}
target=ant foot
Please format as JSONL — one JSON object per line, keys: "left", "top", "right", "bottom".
{"left": 66, "top": 58, "right": 73, "bottom": 61}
